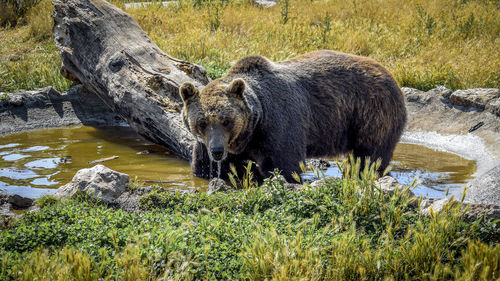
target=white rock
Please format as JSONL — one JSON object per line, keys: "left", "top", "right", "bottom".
{"left": 253, "top": 0, "right": 277, "bottom": 8}
{"left": 375, "top": 176, "right": 414, "bottom": 197}
{"left": 419, "top": 198, "right": 451, "bottom": 216}
{"left": 55, "top": 165, "right": 129, "bottom": 203}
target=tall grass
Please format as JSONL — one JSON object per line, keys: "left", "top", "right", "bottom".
{"left": 0, "top": 0, "right": 72, "bottom": 92}
{"left": 1, "top": 0, "right": 499, "bottom": 92}
{"left": 123, "top": 0, "right": 499, "bottom": 90}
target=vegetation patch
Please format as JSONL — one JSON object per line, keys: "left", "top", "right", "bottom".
{"left": 1, "top": 0, "right": 499, "bottom": 92}
{"left": 1, "top": 160, "right": 499, "bottom": 280}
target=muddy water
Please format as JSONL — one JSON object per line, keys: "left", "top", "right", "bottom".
{"left": 302, "top": 143, "right": 476, "bottom": 198}
{"left": 0, "top": 126, "right": 476, "bottom": 199}
{"left": 0, "top": 126, "right": 207, "bottom": 198}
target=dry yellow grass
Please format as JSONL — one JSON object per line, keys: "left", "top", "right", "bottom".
{"left": 1, "top": 0, "right": 499, "bottom": 92}
{"left": 119, "top": 0, "right": 499, "bottom": 90}
{"left": 0, "top": 0, "right": 71, "bottom": 92}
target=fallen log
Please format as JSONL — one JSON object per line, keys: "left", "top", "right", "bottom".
{"left": 52, "top": 0, "right": 209, "bottom": 161}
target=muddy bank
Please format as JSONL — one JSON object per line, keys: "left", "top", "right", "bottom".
{"left": 401, "top": 87, "right": 500, "bottom": 205}
{"left": 402, "top": 86, "right": 500, "bottom": 161}
{"left": 0, "top": 85, "right": 124, "bottom": 136}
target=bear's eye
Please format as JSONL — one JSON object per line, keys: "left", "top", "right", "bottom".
{"left": 198, "top": 121, "right": 208, "bottom": 131}
{"left": 222, "top": 119, "right": 231, "bottom": 127}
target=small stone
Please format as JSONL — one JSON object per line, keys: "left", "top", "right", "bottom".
{"left": 136, "top": 149, "right": 155, "bottom": 155}
{"left": 0, "top": 203, "right": 17, "bottom": 217}
{"left": 28, "top": 205, "right": 41, "bottom": 213}
{"left": 419, "top": 198, "right": 451, "bottom": 216}
{"left": 8, "top": 194, "right": 33, "bottom": 209}
{"left": 375, "top": 176, "right": 414, "bottom": 197}
{"left": 306, "top": 159, "right": 331, "bottom": 170}
{"left": 207, "top": 178, "right": 231, "bottom": 194}
{"left": 252, "top": 0, "right": 277, "bottom": 8}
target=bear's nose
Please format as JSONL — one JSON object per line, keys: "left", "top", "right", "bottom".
{"left": 210, "top": 147, "right": 224, "bottom": 161}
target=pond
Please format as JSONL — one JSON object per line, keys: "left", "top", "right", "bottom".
{"left": 0, "top": 126, "right": 476, "bottom": 199}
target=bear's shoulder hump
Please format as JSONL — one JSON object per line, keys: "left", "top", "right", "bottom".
{"left": 229, "top": 56, "right": 272, "bottom": 74}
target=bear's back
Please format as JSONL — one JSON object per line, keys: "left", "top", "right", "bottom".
{"left": 228, "top": 56, "right": 273, "bottom": 75}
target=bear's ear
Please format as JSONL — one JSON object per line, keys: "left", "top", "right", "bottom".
{"left": 227, "top": 78, "right": 246, "bottom": 99}
{"left": 179, "top": 82, "right": 199, "bottom": 103}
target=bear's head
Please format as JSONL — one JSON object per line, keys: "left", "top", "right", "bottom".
{"left": 179, "top": 78, "right": 250, "bottom": 162}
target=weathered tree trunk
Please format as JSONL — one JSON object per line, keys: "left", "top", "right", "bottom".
{"left": 52, "top": 0, "right": 209, "bottom": 160}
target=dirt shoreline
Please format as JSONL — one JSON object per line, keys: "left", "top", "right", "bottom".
{"left": 0, "top": 85, "right": 125, "bottom": 136}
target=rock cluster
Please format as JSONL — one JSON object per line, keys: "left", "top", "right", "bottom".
{"left": 449, "top": 88, "right": 500, "bottom": 116}
{"left": 206, "top": 178, "right": 232, "bottom": 194}
{"left": 375, "top": 176, "right": 500, "bottom": 220}
{"left": 305, "top": 159, "right": 331, "bottom": 170}
{"left": 402, "top": 86, "right": 500, "bottom": 117}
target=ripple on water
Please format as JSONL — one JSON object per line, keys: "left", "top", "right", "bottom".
{"left": 0, "top": 180, "right": 56, "bottom": 199}
{"left": 0, "top": 168, "right": 39, "bottom": 180}
{"left": 21, "top": 146, "right": 50, "bottom": 152}
{"left": 0, "top": 143, "right": 20, "bottom": 149}
{"left": 24, "top": 158, "right": 61, "bottom": 169}
{"left": 301, "top": 142, "right": 476, "bottom": 199}
{"left": 2, "top": 153, "right": 30, "bottom": 161}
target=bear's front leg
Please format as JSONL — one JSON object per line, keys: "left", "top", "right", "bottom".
{"left": 258, "top": 152, "right": 303, "bottom": 183}
{"left": 192, "top": 141, "right": 212, "bottom": 178}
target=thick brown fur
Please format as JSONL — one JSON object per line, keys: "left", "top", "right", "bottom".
{"left": 180, "top": 50, "right": 407, "bottom": 182}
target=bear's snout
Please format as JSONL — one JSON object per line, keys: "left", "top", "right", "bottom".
{"left": 210, "top": 147, "right": 225, "bottom": 161}
{"left": 205, "top": 123, "right": 228, "bottom": 162}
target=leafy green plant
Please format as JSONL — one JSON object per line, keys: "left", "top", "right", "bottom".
{"left": 280, "top": 0, "right": 290, "bottom": 24}
{"left": 207, "top": 0, "right": 226, "bottom": 32}
{"left": 228, "top": 161, "right": 258, "bottom": 190}
{"left": 127, "top": 176, "right": 143, "bottom": 191}
{"left": 321, "top": 11, "right": 331, "bottom": 45}
{"left": 34, "top": 194, "right": 58, "bottom": 208}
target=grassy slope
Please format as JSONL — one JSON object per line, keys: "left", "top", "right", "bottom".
{"left": 1, "top": 0, "right": 499, "bottom": 92}
{"left": 1, "top": 161, "right": 499, "bottom": 280}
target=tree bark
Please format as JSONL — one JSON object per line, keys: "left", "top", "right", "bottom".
{"left": 52, "top": 0, "right": 209, "bottom": 160}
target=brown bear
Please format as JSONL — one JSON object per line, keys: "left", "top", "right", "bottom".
{"left": 179, "top": 50, "right": 407, "bottom": 182}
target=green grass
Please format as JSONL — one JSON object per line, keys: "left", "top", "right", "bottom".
{"left": 1, "top": 0, "right": 499, "bottom": 93}
{"left": 1, "top": 159, "right": 499, "bottom": 280}
{"left": 0, "top": 0, "right": 73, "bottom": 92}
